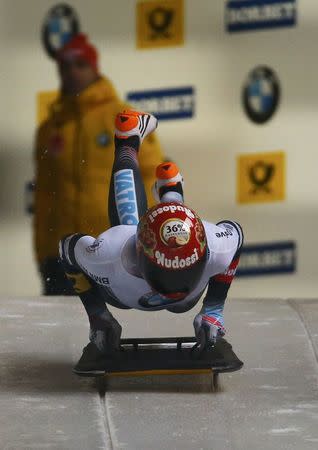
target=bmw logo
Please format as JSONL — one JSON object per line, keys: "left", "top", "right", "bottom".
{"left": 242, "top": 66, "right": 280, "bottom": 124}
{"left": 42, "top": 3, "right": 80, "bottom": 59}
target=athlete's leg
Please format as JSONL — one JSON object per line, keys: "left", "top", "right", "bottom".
{"left": 152, "top": 161, "right": 184, "bottom": 204}
{"left": 108, "top": 110, "right": 157, "bottom": 226}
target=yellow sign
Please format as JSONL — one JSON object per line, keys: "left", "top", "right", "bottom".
{"left": 237, "top": 151, "right": 286, "bottom": 204}
{"left": 136, "top": 0, "right": 184, "bottom": 49}
{"left": 37, "top": 90, "right": 58, "bottom": 125}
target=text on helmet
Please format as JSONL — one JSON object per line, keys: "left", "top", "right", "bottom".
{"left": 149, "top": 204, "right": 195, "bottom": 223}
{"left": 154, "top": 248, "right": 199, "bottom": 269}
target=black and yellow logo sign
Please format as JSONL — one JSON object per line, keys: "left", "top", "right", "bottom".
{"left": 237, "top": 151, "right": 285, "bottom": 204}
{"left": 136, "top": 0, "right": 184, "bottom": 49}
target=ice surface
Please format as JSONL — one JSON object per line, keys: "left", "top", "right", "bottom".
{"left": 0, "top": 297, "right": 318, "bottom": 449}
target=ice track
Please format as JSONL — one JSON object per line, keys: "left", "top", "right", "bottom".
{"left": 1, "top": 297, "right": 318, "bottom": 450}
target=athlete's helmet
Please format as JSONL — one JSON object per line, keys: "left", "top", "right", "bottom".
{"left": 136, "top": 202, "right": 208, "bottom": 300}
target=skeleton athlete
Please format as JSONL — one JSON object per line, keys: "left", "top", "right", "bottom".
{"left": 59, "top": 110, "right": 244, "bottom": 375}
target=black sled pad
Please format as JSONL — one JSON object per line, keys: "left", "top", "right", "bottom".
{"left": 85, "top": 337, "right": 243, "bottom": 377}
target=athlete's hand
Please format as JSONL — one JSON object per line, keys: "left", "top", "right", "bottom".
{"left": 89, "top": 312, "right": 122, "bottom": 353}
{"left": 105, "top": 315, "right": 122, "bottom": 351}
{"left": 193, "top": 313, "right": 225, "bottom": 348}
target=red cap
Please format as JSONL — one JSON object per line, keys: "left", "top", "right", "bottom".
{"left": 56, "top": 33, "right": 98, "bottom": 72}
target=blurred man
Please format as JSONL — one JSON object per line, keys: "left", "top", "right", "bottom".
{"left": 34, "top": 34, "right": 164, "bottom": 295}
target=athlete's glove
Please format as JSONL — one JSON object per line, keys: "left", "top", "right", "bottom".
{"left": 89, "top": 310, "right": 122, "bottom": 354}
{"left": 193, "top": 309, "right": 225, "bottom": 348}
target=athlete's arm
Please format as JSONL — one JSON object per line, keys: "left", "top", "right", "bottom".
{"left": 194, "top": 220, "right": 244, "bottom": 344}
{"left": 59, "top": 232, "right": 123, "bottom": 353}
{"left": 59, "top": 233, "right": 97, "bottom": 272}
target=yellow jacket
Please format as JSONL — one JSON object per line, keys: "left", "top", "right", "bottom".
{"left": 34, "top": 76, "right": 164, "bottom": 264}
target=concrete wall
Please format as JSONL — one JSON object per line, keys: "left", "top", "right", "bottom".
{"left": 0, "top": 0, "right": 317, "bottom": 297}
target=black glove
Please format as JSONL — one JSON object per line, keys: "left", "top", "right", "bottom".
{"left": 89, "top": 311, "right": 122, "bottom": 354}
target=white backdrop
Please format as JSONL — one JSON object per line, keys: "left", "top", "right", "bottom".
{"left": 0, "top": 0, "right": 317, "bottom": 297}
